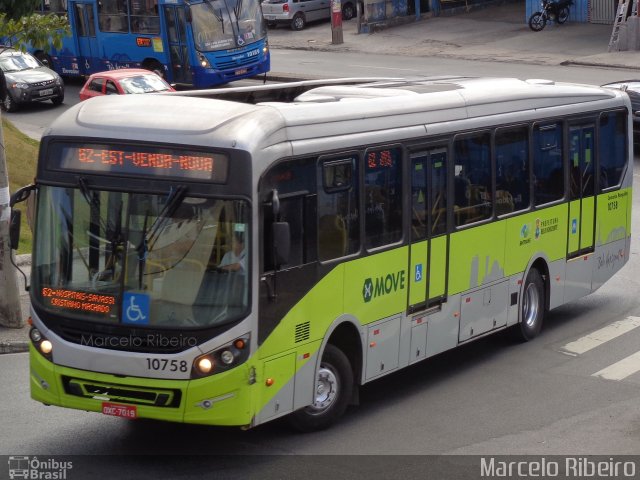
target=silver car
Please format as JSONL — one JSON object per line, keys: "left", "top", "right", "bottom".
{"left": 262, "top": 0, "right": 356, "bottom": 30}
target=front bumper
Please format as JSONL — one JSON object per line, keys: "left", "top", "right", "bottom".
{"left": 11, "top": 84, "right": 64, "bottom": 105}
{"left": 30, "top": 344, "right": 255, "bottom": 426}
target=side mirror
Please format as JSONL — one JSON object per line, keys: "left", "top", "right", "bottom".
{"left": 10, "top": 183, "right": 36, "bottom": 207}
{"left": 272, "top": 221, "right": 290, "bottom": 267}
{"left": 9, "top": 209, "right": 21, "bottom": 250}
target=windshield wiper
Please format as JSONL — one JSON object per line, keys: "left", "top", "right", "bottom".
{"left": 146, "top": 185, "right": 187, "bottom": 250}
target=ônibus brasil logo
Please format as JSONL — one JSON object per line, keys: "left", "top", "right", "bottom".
{"left": 362, "top": 270, "right": 406, "bottom": 303}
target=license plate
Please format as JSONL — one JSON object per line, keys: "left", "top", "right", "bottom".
{"left": 39, "top": 88, "right": 54, "bottom": 96}
{"left": 235, "top": 68, "right": 248, "bottom": 76}
{"left": 264, "top": 14, "right": 275, "bottom": 19}
{"left": 102, "top": 402, "right": 137, "bottom": 419}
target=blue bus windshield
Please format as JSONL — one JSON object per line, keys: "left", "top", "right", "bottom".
{"left": 191, "top": 0, "right": 266, "bottom": 51}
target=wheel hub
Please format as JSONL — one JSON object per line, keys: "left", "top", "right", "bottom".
{"left": 310, "top": 366, "right": 338, "bottom": 412}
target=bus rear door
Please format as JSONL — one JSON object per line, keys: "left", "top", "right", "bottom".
{"left": 567, "top": 123, "right": 596, "bottom": 257}
{"left": 162, "top": 4, "right": 192, "bottom": 85}
{"left": 71, "top": 1, "right": 98, "bottom": 74}
{"left": 408, "top": 147, "right": 449, "bottom": 314}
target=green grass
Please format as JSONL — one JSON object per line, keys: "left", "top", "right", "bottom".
{"left": 3, "top": 117, "right": 38, "bottom": 255}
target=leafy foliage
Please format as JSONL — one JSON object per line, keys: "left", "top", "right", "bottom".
{"left": 0, "top": 0, "right": 42, "bottom": 21}
{"left": 0, "top": 12, "right": 70, "bottom": 52}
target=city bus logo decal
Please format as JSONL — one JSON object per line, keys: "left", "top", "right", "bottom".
{"left": 362, "top": 271, "right": 406, "bottom": 303}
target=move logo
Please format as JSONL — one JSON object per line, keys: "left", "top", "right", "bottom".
{"left": 362, "top": 271, "right": 406, "bottom": 303}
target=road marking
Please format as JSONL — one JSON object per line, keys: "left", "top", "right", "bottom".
{"left": 561, "top": 316, "right": 640, "bottom": 356}
{"left": 593, "top": 351, "right": 640, "bottom": 381}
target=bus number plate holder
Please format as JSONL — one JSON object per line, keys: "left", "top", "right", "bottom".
{"left": 102, "top": 401, "right": 137, "bottom": 419}
{"left": 235, "top": 68, "right": 248, "bottom": 76}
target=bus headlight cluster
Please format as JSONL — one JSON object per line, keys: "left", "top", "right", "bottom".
{"left": 192, "top": 335, "right": 250, "bottom": 379}
{"left": 30, "top": 327, "right": 53, "bottom": 360}
{"left": 197, "top": 52, "right": 211, "bottom": 69}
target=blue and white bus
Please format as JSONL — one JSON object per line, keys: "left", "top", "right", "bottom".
{"left": 35, "top": 0, "right": 270, "bottom": 88}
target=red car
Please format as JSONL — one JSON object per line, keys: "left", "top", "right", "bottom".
{"left": 79, "top": 68, "right": 175, "bottom": 101}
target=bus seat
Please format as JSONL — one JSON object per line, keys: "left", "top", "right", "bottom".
{"left": 319, "top": 214, "right": 347, "bottom": 260}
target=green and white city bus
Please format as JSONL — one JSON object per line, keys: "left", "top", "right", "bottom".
{"left": 11, "top": 76, "right": 633, "bottom": 430}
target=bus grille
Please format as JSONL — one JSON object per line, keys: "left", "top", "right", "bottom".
{"left": 62, "top": 376, "right": 181, "bottom": 407}
{"left": 213, "top": 53, "right": 258, "bottom": 70}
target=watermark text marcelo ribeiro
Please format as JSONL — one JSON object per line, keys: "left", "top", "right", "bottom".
{"left": 480, "top": 457, "right": 637, "bottom": 478}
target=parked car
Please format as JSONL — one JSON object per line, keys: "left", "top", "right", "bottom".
{"left": 79, "top": 68, "right": 175, "bottom": 101}
{"left": 0, "top": 46, "right": 64, "bottom": 112}
{"left": 602, "top": 80, "right": 640, "bottom": 144}
{"left": 262, "top": 0, "right": 356, "bottom": 30}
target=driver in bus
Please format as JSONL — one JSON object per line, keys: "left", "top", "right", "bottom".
{"left": 218, "top": 233, "right": 246, "bottom": 272}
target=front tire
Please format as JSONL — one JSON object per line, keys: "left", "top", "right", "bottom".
{"left": 557, "top": 7, "right": 570, "bottom": 23}
{"left": 51, "top": 94, "right": 64, "bottom": 106}
{"left": 2, "top": 93, "right": 18, "bottom": 112}
{"left": 288, "top": 344, "right": 353, "bottom": 432}
{"left": 528, "top": 12, "right": 546, "bottom": 31}
{"left": 513, "top": 268, "right": 545, "bottom": 341}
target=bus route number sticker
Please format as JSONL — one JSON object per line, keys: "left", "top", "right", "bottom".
{"left": 102, "top": 402, "right": 137, "bottom": 419}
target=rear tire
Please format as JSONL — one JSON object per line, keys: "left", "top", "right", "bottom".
{"left": 291, "top": 13, "right": 306, "bottom": 30}
{"left": 342, "top": 2, "right": 356, "bottom": 20}
{"left": 288, "top": 344, "right": 353, "bottom": 432}
{"left": 557, "top": 7, "right": 570, "bottom": 23}
{"left": 528, "top": 12, "right": 546, "bottom": 31}
{"left": 513, "top": 268, "right": 545, "bottom": 341}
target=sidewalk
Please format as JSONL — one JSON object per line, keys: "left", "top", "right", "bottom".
{"left": 1, "top": 0, "right": 639, "bottom": 354}
{"left": 266, "top": 0, "right": 640, "bottom": 70}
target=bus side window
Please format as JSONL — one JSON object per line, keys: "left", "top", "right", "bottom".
{"left": 261, "top": 158, "right": 317, "bottom": 272}
{"left": 599, "top": 111, "right": 627, "bottom": 190}
{"left": 318, "top": 155, "right": 359, "bottom": 261}
{"left": 364, "top": 147, "right": 403, "bottom": 249}
{"left": 453, "top": 133, "right": 491, "bottom": 226}
{"left": 533, "top": 123, "right": 564, "bottom": 206}
{"left": 495, "top": 127, "right": 530, "bottom": 215}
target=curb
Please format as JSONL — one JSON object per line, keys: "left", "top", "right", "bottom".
{"left": 0, "top": 341, "right": 29, "bottom": 354}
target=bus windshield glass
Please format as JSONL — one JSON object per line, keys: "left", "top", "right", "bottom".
{"left": 191, "top": 0, "right": 266, "bottom": 51}
{"left": 33, "top": 186, "right": 250, "bottom": 329}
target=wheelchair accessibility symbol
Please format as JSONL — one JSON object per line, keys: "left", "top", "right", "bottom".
{"left": 123, "top": 293, "right": 150, "bottom": 325}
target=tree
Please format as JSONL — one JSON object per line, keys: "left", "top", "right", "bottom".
{"left": 0, "top": 0, "right": 42, "bottom": 21}
{"left": 0, "top": 12, "right": 71, "bottom": 53}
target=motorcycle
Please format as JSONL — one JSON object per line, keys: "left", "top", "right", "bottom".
{"left": 528, "top": 0, "right": 574, "bottom": 32}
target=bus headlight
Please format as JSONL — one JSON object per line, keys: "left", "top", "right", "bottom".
{"left": 197, "top": 52, "right": 211, "bottom": 68}
{"left": 191, "top": 334, "right": 250, "bottom": 379}
{"left": 30, "top": 327, "right": 53, "bottom": 360}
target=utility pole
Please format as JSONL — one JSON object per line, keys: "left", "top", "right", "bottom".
{"left": 0, "top": 112, "right": 23, "bottom": 328}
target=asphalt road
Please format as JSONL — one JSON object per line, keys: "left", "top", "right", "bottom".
{"left": 2, "top": 51, "right": 640, "bottom": 479}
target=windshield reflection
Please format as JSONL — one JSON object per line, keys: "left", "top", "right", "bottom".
{"left": 33, "top": 186, "right": 250, "bottom": 329}
{"left": 191, "top": 0, "right": 266, "bottom": 51}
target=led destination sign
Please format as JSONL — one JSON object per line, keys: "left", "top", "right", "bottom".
{"left": 54, "top": 144, "right": 229, "bottom": 182}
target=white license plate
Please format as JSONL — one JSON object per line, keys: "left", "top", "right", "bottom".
{"left": 264, "top": 14, "right": 275, "bottom": 19}
{"left": 39, "top": 88, "right": 54, "bottom": 96}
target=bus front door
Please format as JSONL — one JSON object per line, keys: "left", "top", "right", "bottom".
{"left": 408, "top": 147, "right": 449, "bottom": 314}
{"left": 162, "top": 5, "right": 192, "bottom": 85}
{"left": 71, "top": 2, "right": 98, "bottom": 74}
{"left": 567, "top": 124, "right": 596, "bottom": 258}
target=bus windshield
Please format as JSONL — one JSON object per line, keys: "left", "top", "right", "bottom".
{"left": 191, "top": 0, "right": 266, "bottom": 51}
{"left": 33, "top": 186, "right": 250, "bottom": 329}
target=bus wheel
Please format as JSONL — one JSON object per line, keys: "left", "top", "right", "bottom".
{"left": 143, "top": 60, "right": 165, "bottom": 79}
{"left": 288, "top": 344, "right": 353, "bottom": 432}
{"left": 513, "top": 268, "right": 545, "bottom": 341}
